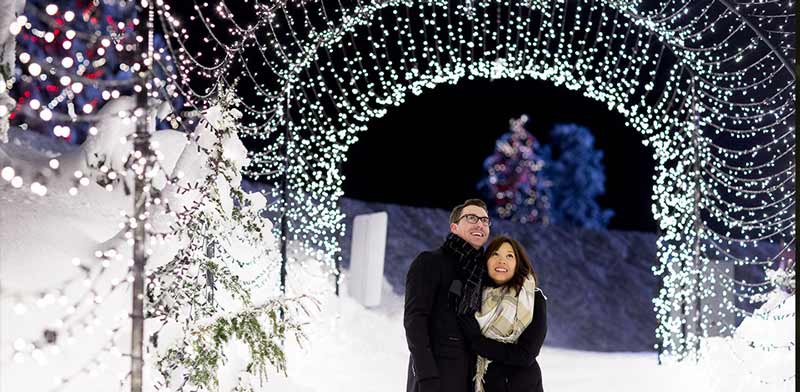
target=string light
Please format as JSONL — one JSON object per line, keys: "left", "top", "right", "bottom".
{"left": 4, "top": 2, "right": 793, "bottom": 388}
{"left": 3, "top": 3, "right": 182, "bottom": 390}
{"left": 154, "top": 0, "right": 794, "bottom": 362}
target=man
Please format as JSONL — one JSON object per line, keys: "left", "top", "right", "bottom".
{"left": 404, "top": 199, "right": 492, "bottom": 392}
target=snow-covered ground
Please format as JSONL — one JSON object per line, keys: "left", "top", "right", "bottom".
{"left": 2, "top": 197, "right": 795, "bottom": 392}
{"left": 271, "top": 269, "right": 795, "bottom": 392}
{"left": 3, "top": 259, "right": 795, "bottom": 392}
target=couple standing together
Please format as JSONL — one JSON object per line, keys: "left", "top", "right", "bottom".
{"left": 404, "top": 199, "right": 547, "bottom": 392}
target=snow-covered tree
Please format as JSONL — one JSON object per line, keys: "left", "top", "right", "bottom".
{"left": 672, "top": 243, "right": 795, "bottom": 391}
{"left": 692, "top": 274, "right": 795, "bottom": 391}
{"left": 541, "top": 123, "right": 613, "bottom": 229}
{"left": 0, "top": 87, "right": 313, "bottom": 391}
{"left": 145, "top": 88, "right": 315, "bottom": 391}
{"left": 478, "top": 115, "right": 550, "bottom": 224}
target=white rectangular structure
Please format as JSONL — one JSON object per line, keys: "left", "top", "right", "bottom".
{"left": 348, "top": 211, "right": 388, "bottom": 307}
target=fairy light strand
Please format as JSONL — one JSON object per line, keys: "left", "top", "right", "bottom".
{"left": 155, "top": 0, "right": 794, "bottom": 363}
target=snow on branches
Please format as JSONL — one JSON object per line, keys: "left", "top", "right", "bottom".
{"left": 0, "top": 88, "right": 314, "bottom": 391}
{"left": 145, "top": 88, "right": 316, "bottom": 391}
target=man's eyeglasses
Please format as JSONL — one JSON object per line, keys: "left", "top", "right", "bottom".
{"left": 457, "top": 214, "right": 492, "bottom": 226}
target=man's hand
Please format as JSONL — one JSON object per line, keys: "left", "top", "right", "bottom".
{"left": 457, "top": 314, "right": 482, "bottom": 341}
{"left": 417, "top": 377, "right": 440, "bottom": 392}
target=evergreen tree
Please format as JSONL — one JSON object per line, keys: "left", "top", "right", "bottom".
{"left": 11, "top": 0, "right": 176, "bottom": 143}
{"left": 147, "top": 88, "right": 313, "bottom": 391}
{"left": 541, "top": 123, "right": 613, "bottom": 229}
{"left": 0, "top": 0, "right": 23, "bottom": 142}
{"left": 478, "top": 115, "right": 550, "bottom": 224}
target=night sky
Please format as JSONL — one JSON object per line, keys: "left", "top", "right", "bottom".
{"left": 341, "top": 78, "right": 658, "bottom": 233}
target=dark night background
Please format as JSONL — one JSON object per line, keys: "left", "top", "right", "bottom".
{"left": 341, "top": 78, "right": 658, "bottom": 232}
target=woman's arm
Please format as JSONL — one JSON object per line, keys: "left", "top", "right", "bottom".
{"left": 459, "top": 290, "right": 547, "bottom": 367}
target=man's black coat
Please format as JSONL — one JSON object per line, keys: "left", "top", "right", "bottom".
{"left": 404, "top": 247, "right": 474, "bottom": 392}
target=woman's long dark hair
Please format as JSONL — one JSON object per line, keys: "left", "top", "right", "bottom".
{"left": 484, "top": 236, "right": 537, "bottom": 292}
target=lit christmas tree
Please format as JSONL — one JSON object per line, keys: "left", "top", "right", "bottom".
{"left": 0, "top": 0, "right": 22, "bottom": 142}
{"left": 541, "top": 123, "right": 613, "bottom": 229}
{"left": 10, "top": 0, "right": 177, "bottom": 143}
{"left": 478, "top": 114, "right": 550, "bottom": 224}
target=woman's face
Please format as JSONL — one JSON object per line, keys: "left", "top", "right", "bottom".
{"left": 487, "top": 242, "right": 517, "bottom": 286}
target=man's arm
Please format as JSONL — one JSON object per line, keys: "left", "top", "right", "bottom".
{"left": 404, "top": 252, "right": 441, "bottom": 385}
{"left": 459, "top": 290, "right": 547, "bottom": 367}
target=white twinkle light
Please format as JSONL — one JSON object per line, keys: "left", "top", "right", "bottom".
{"left": 61, "top": 57, "right": 74, "bottom": 68}
{"left": 1, "top": 166, "right": 14, "bottom": 181}
{"left": 8, "top": 22, "right": 20, "bottom": 35}
{"left": 4, "top": 1, "right": 793, "bottom": 387}
{"left": 155, "top": 0, "right": 795, "bottom": 365}
{"left": 30, "top": 182, "right": 47, "bottom": 196}
{"left": 27, "top": 63, "right": 41, "bottom": 77}
{"left": 39, "top": 108, "right": 52, "bottom": 121}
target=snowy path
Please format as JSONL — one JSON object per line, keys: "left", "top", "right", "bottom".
{"left": 266, "top": 275, "right": 734, "bottom": 392}
{"left": 2, "top": 263, "right": 793, "bottom": 392}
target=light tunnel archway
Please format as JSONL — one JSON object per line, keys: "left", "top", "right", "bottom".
{"left": 166, "top": 0, "right": 796, "bottom": 359}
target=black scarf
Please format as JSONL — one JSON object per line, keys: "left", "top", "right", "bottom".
{"left": 442, "top": 233, "right": 485, "bottom": 316}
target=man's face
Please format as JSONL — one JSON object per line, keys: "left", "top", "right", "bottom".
{"left": 450, "top": 205, "right": 490, "bottom": 249}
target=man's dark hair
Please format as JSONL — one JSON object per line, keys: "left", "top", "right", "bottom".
{"left": 449, "top": 199, "right": 489, "bottom": 224}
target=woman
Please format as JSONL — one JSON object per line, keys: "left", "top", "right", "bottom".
{"left": 459, "top": 236, "right": 547, "bottom": 392}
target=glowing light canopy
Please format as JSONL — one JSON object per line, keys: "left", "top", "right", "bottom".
{"left": 6, "top": 0, "right": 790, "bottom": 363}
{"left": 154, "top": 0, "right": 794, "bottom": 360}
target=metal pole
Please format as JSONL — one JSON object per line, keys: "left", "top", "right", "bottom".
{"left": 690, "top": 85, "right": 703, "bottom": 357}
{"left": 131, "top": 1, "right": 153, "bottom": 391}
{"left": 280, "top": 95, "right": 290, "bottom": 295}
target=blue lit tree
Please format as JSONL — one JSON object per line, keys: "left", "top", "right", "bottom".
{"left": 541, "top": 123, "right": 613, "bottom": 229}
{"left": 478, "top": 115, "right": 551, "bottom": 224}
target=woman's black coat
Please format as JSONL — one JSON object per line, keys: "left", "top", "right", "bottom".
{"left": 460, "top": 289, "right": 548, "bottom": 392}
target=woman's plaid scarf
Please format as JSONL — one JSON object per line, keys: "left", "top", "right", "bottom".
{"left": 442, "top": 233, "right": 485, "bottom": 316}
{"left": 473, "top": 274, "right": 538, "bottom": 392}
